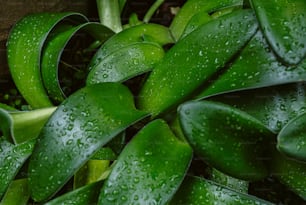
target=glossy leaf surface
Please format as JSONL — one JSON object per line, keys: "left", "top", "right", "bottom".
{"left": 170, "top": 176, "right": 273, "bottom": 205}
{"left": 138, "top": 9, "right": 258, "bottom": 116}
{"left": 0, "top": 103, "right": 16, "bottom": 111}
{"left": 170, "top": 0, "right": 243, "bottom": 40}
{"left": 98, "top": 119, "right": 192, "bottom": 205}
{"left": 180, "top": 11, "right": 212, "bottom": 39}
{"left": 6, "top": 13, "right": 88, "bottom": 108}
{"left": 88, "top": 23, "right": 174, "bottom": 70}
{"left": 0, "top": 139, "right": 35, "bottom": 198}
{"left": 270, "top": 150, "right": 306, "bottom": 200}
{"left": 0, "top": 178, "right": 30, "bottom": 205}
{"left": 181, "top": 5, "right": 242, "bottom": 39}
{"left": 250, "top": 0, "right": 306, "bottom": 65}
{"left": 179, "top": 100, "right": 273, "bottom": 180}
{"left": 0, "top": 107, "right": 56, "bottom": 144}
{"left": 44, "top": 181, "right": 103, "bottom": 205}
{"left": 74, "top": 160, "right": 110, "bottom": 189}
{"left": 277, "top": 113, "right": 306, "bottom": 162}
{"left": 87, "top": 42, "right": 164, "bottom": 84}
{"left": 210, "top": 168, "right": 249, "bottom": 193}
{"left": 209, "top": 83, "right": 306, "bottom": 133}
{"left": 197, "top": 31, "right": 306, "bottom": 99}
{"left": 88, "top": 147, "right": 117, "bottom": 161}
{"left": 28, "top": 83, "right": 148, "bottom": 202}
{"left": 41, "top": 22, "right": 114, "bottom": 104}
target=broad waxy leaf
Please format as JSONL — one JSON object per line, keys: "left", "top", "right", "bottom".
{"left": 88, "top": 23, "right": 174, "bottom": 70}
{"left": 181, "top": 5, "right": 243, "bottom": 39}
{"left": 7, "top": 12, "right": 88, "bottom": 108}
{"left": 41, "top": 22, "right": 114, "bottom": 104}
{"left": 0, "top": 139, "right": 35, "bottom": 198}
{"left": 138, "top": 9, "right": 258, "bottom": 117}
{"left": 87, "top": 147, "right": 117, "bottom": 161}
{"left": 170, "top": 0, "right": 243, "bottom": 40}
{"left": 28, "top": 83, "right": 148, "bottom": 202}
{"left": 44, "top": 181, "right": 103, "bottom": 205}
{"left": 179, "top": 100, "right": 274, "bottom": 180}
{"left": 197, "top": 31, "right": 306, "bottom": 99}
{"left": 73, "top": 139, "right": 120, "bottom": 189}
{"left": 0, "top": 107, "right": 56, "bottom": 144}
{"left": 210, "top": 83, "right": 306, "bottom": 133}
{"left": 180, "top": 12, "right": 212, "bottom": 39}
{"left": 73, "top": 160, "right": 110, "bottom": 189}
{"left": 169, "top": 176, "right": 274, "bottom": 205}
{"left": 3, "top": 0, "right": 306, "bottom": 203}
{"left": 87, "top": 42, "right": 165, "bottom": 84}
{"left": 277, "top": 113, "right": 306, "bottom": 162}
{"left": 0, "top": 103, "right": 16, "bottom": 111}
{"left": 0, "top": 178, "right": 30, "bottom": 205}
{"left": 250, "top": 0, "right": 306, "bottom": 65}
{"left": 210, "top": 168, "right": 249, "bottom": 193}
{"left": 270, "top": 149, "right": 306, "bottom": 200}
{"left": 98, "top": 119, "right": 193, "bottom": 205}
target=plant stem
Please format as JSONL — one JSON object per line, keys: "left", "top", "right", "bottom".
{"left": 60, "top": 60, "right": 80, "bottom": 72}
{"left": 96, "top": 0, "right": 122, "bottom": 33}
{"left": 143, "top": 0, "right": 164, "bottom": 23}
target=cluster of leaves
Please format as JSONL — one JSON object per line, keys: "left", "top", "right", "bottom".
{"left": 0, "top": 0, "right": 306, "bottom": 204}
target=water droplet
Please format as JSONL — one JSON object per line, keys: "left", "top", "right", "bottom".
{"left": 121, "top": 196, "right": 127, "bottom": 201}
{"left": 133, "top": 177, "right": 140, "bottom": 183}
{"left": 184, "top": 109, "right": 190, "bottom": 115}
{"left": 112, "top": 189, "right": 119, "bottom": 195}
{"left": 134, "top": 195, "right": 139, "bottom": 200}
{"left": 145, "top": 150, "right": 152, "bottom": 156}
{"left": 280, "top": 104, "right": 286, "bottom": 111}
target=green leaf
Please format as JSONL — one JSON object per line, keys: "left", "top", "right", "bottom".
{"left": 105, "top": 131, "right": 126, "bottom": 155}
{"left": 270, "top": 149, "right": 306, "bottom": 200}
{"left": 178, "top": 100, "right": 274, "bottom": 180}
{"left": 209, "top": 83, "right": 306, "bottom": 133}
{"left": 89, "top": 147, "right": 117, "bottom": 161}
{"left": 41, "top": 22, "right": 114, "bottom": 104}
{"left": 180, "top": 12, "right": 212, "bottom": 39}
{"left": 277, "top": 113, "right": 306, "bottom": 162}
{"left": 87, "top": 42, "right": 164, "bottom": 84}
{"left": 6, "top": 12, "right": 88, "bottom": 108}
{"left": 73, "top": 143, "right": 118, "bottom": 189}
{"left": 210, "top": 168, "right": 249, "bottom": 193}
{"left": 169, "top": 176, "right": 274, "bottom": 205}
{"left": 88, "top": 23, "right": 174, "bottom": 70}
{"left": 250, "top": 0, "right": 306, "bottom": 65}
{"left": 44, "top": 181, "right": 103, "bottom": 205}
{"left": 138, "top": 9, "right": 258, "bottom": 117}
{"left": 0, "top": 178, "right": 30, "bottom": 205}
{"left": 98, "top": 119, "right": 193, "bottom": 204}
{"left": 197, "top": 31, "right": 306, "bottom": 99}
{"left": 181, "top": 5, "right": 242, "bottom": 39}
{"left": 28, "top": 83, "right": 148, "bottom": 202}
{"left": 0, "top": 107, "right": 56, "bottom": 144}
{"left": 0, "top": 103, "right": 16, "bottom": 111}
{"left": 74, "top": 160, "right": 110, "bottom": 189}
{"left": 0, "top": 139, "right": 35, "bottom": 198}
{"left": 170, "top": 0, "right": 243, "bottom": 40}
